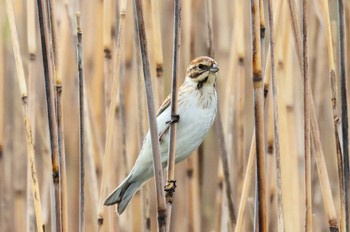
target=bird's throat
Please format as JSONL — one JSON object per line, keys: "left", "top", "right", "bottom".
{"left": 197, "top": 76, "right": 209, "bottom": 89}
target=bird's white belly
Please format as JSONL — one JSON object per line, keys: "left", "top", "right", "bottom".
{"left": 159, "top": 90, "right": 217, "bottom": 164}
{"left": 131, "top": 88, "right": 217, "bottom": 180}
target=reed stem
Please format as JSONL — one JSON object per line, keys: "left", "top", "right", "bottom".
{"left": 302, "top": 0, "right": 312, "bottom": 230}
{"left": 75, "top": 12, "right": 86, "bottom": 232}
{"left": 337, "top": 0, "right": 349, "bottom": 229}
{"left": 35, "top": 0, "right": 61, "bottom": 230}
{"left": 267, "top": 0, "right": 284, "bottom": 230}
{"left": 134, "top": 0, "right": 167, "bottom": 230}
{"left": 251, "top": 0, "right": 267, "bottom": 230}
{"left": 165, "top": 0, "right": 181, "bottom": 230}
{"left": 5, "top": 0, "right": 44, "bottom": 230}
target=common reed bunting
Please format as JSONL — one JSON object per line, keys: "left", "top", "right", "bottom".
{"left": 104, "top": 56, "right": 219, "bottom": 214}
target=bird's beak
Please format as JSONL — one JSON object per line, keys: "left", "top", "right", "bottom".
{"left": 210, "top": 64, "right": 219, "bottom": 73}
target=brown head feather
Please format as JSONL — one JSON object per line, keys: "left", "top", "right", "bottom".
{"left": 186, "top": 56, "right": 218, "bottom": 79}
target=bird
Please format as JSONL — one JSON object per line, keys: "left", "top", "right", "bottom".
{"left": 104, "top": 56, "right": 219, "bottom": 214}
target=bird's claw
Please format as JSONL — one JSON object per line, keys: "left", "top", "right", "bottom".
{"left": 164, "top": 180, "right": 177, "bottom": 193}
{"left": 166, "top": 114, "right": 180, "bottom": 124}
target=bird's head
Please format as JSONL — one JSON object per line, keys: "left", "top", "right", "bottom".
{"left": 186, "top": 56, "right": 219, "bottom": 88}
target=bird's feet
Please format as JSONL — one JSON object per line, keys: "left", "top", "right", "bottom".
{"left": 166, "top": 114, "right": 180, "bottom": 124}
{"left": 164, "top": 180, "right": 177, "bottom": 204}
{"left": 164, "top": 180, "right": 177, "bottom": 193}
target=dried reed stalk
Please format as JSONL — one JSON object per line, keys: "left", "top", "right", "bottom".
{"left": 251, "top": 0, "right": 267, "bottom": 231}
{"left": 134, "top": 0, "right": 167, "bottom": 230}
{"left": 259, "top": 0, "right": 265, "bottom": 40}
{"left": 267, "top": 0, "right": 284, "bottom": 230}
{"left": 47, "top": 0, "right": 69, "bottom": 230}
{"left": 234, "top": 0, "right": 245, "bottom": 205}
{"left": 150, "top": 0, "right": 164, "bottom": 107}
{"left": 235, "top": 135, "right": 256, "bottom": 232}
{"left": 136, "top": 55, "right": 151, "bottom": 232}
{"left": 215, "top": 109, "right": 237, "bottom": 227}
{"left": 205, "top": 0, "right": 213, "bottom": 57}
{"left": 27, "top": 0, "right": 37, "bottom": 229}
{"left": 337, "top": 0, "right": 349, "bottom": 230}
{"left": 36, "top": 0, "right": 62, "bottom": 230}
{"left": 310, "top": 103, "right": 339, "bottom": 230}
{"left": 103, "top": 0, "right": 113, "bottom": 122}
{"left": 165, "top": 0, "right": 181, "bottom": 230}
{"left": 204, "top": 0, "right": 237, "bottom": 226}
{"left": 288, "top": 0, "right": 340, "bottom": 230}
{"left": 75, "top": 12, "right": 86, "bottom": 232}
{"left": 5, "top": 0, "right": 44, "bottom": 231}
{"left": 97, "top": 0, "right": 127, "bottom": 229}
{"left": 215, "top": 165, "right": 224, "bottom": 232}
{"left": 302, "top": 0, "right": 312, "bottom": 230}
{"left": 315, "top": 0, "right": 343, "bottom": 230}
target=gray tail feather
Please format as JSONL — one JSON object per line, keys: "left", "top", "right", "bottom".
{"left": 104, "top": 176, "right": 140, "bottom": 214}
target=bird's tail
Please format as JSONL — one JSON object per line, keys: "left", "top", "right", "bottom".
{"left": 104, "top": 175, "right": 141, "bottom": 214}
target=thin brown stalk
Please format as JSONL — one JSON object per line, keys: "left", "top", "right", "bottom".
{"left": 97, "top": 0, "right": 127, "bottom": 229}
{"left": 26, "top": 0, "right": 37, "bottom": 229}
{"left": 302, "top": 0, "right": 312, "bottom": 230}
{"left": 267, "top": 0, "right": 284, "bottom": 230}
{"left": 206, "top": 0, "right": 236, "bottom": 227}
{"left": 234, "top": 0, "right": 245, "bottom": 204}
{"left": 259, "top": 0, "right": 265, "bottom": 40}
{"left": 215, "top": 166, "right": 224, "bottom": 232}
{"left": 47, "top": 0, "right": 69, "bottom": 230}
{"left": 5, "top": 0, "right": 44, "bottom": 231}
{"left": 134, "top": 0, "right": 167, "bottom": 230}
{"left": 134, "top": 31, "right": 151, "bottom": 232}
{"left": 36, "top": 0, "right": 61, "bottom": 230}
{"left": 215, "top": 109, "right": 237, "bottom": 227}
{"left": 150, "top": 0, "right": 164, "bottom": 107}
{"left": 288, "top": 0, "right": 340, "bottom": 231}
{"left": 310, "top": 100, "right": 338, "bottom": 231}
{"left": 235, "top": 134, "right": 256, "bottom": 232}
{"left": 317, "top": 0, "right": 343, "bottom": 230}
{"left": 85, "top": 97, "right": 99, "bottom": 229}
{"left": 165, "top": 0, "right": 181, "bottom": 230}
{"left": 337, "top": 0, "right": 349, "bottom": 230}
{"left": 76, "top": 12, "right": 86, "bottom": 232}
{"left": 205, "top": 0, "right": 214, "bottom": 57}
{"left": 103, "top": 0, "right": 113, "bottom": 124}
{"left": 251, "top": 0, "right": 267, "bottom": 231}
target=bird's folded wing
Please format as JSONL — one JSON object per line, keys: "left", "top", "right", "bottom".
{"left": 156, "top": 93, "right": 172, "bottom": 142}
{"left": 157, "top": 94, "right": 171, "bottom": 116}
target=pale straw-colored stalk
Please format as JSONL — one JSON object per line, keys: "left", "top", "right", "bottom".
{"left": 5, "top": 0, "right": 44, "bottom": 231}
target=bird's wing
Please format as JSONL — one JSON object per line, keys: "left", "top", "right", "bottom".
{"left": 156, "top": 94, "right": 171, "bottom": 141}
{"left": 157, "top": 94, "right": 171, "bottom": 116}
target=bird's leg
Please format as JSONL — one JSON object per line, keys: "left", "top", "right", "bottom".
{"left": 166, "top": 114, "right": 180, "bottom": 124}
{"left": 164, "top": 180, "right": 177, "bottom": 203}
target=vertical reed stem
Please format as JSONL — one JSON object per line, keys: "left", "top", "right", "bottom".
{"left": 337, "top": 0, "right": 349, "bottom": 230}
{"left": 134, "top": 0, "right": 167, "bottom": 230}
{"left": 165, "top": 0, "right": 181, "bottom": 230}
{"left": 267, "top": 0, "right": 284, "bottom": 230}
{"left": 97, "top": 1, "right": 127, "bottom": 229}
{"left": 302, "top": 0, "right": 312, "bottom": 231}
{"left": 76, "top": 12, "right": 85, "bottom": 232}
{"left": 5, "top": 0, "right": 44, "bottom": 230}
{"left": 47, "top": 0, "right": 69, "bottom": 230}
{"left": 35, "top": 0, "right": 61, "bottom": 230}
{"left": 251, "top": 0, "right": 267, "bottom": 231}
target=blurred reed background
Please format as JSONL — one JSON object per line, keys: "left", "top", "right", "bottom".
{"left": 1, "top": 0, "right": 350, "bottom": 231}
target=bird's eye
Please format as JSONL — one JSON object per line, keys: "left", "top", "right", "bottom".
{"left": 198, "top": 64, "right": 208, "bottom": 70}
